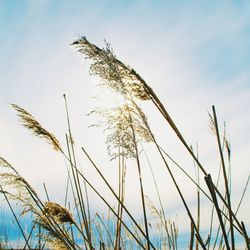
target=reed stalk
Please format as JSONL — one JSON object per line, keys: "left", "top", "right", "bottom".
{"left": 212, "top": 106, "right": 235, "bottom": 250}
{"left": 205, "top": 174, "right": 230, "bottom": 250}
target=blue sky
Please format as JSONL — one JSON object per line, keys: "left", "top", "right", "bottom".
{"left": 0, "top": 0, "right": 250, "bottom": 237}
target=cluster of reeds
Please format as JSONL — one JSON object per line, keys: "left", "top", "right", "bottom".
{"left": 0, "top": 37, "right": 249, "bottom": 249}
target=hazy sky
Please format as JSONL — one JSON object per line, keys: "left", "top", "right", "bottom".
{"left": 0, "top": 1, "right": 249, "bottom": 233}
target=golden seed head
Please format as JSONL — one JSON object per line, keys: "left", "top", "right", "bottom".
{"left": 44, "top": 201, "right": 75, "bottom": 224}
{"left": 72, "top": 37, "right": 150, "bottom": 101}
{"left": 11, "top": 104, "right": 61, "bottom": 151}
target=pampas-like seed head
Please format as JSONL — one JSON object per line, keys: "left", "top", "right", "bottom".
{"left": 72, "top": 36, "right": 150, "bottom": 101}
{"left": 0, "top": 157, "right": 12, "bottom": 168}
{"left": 11, "top": 104, "right": 61, "bottom": 151}
{"left": 46, "top": 239, "right": 70, "bottom": 250}
{"left": 44, "top": 201, "right": 75, "bottom": 224}
{"left": 91, "top": 102, "right": 153, "bottom": 159}
{"left": 0, "top": 172, "right": 39, "bottom": 217}
{"left": 0, "top": 173, "right": 38, "bottom": 200}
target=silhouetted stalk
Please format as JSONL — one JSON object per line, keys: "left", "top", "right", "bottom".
{"left": 210, "top": 125, "right": 231, "bottom": 250}
{"left": 119, "top": 155, "right": 126, "bottom": 250}
{"left": 212, "top": 106, "right": 235, "bottom": 250}
{"left": 169, "top": 221, "right": 178, "bottom": 250}
{"left": 128, "top": 111, "right": 151, "bottom": 250}
{"left": 65, "top": 134, "right": 88, "bottom": 249}
{"left": 80, "top": 147, "right": 157, "bottom": 250}
{"left": 129, "top": 100, "right": 207, "bottom": 248}
{"left": 68, "top": 202, "right": 76, "bottom": 249}
{"left": 64, "top": 169, "right": 70, "bottom": 206}
{"left": 235, "top": 174, "right": 249, "bottom": 215}
{"left": 141, "top": 113, "right": 240, "bottom": 238}
{"left": 174, "top": 222, "right": 178, "bottom": 250}
{"left": 159, "top": 103, "right": 241, "bottom": 232}
{"left": 193, "top": 147, "right": 201, "bottom": 250}
{"left": 155, "top": 142, "right": 206, "bottom": 249}
{"left": 142, "top": 147, "right": 173, "bottom": 248}
{"left": 118, "top": 157, "right": 126, "bottom": 249}
{"left": 72, "top": 39, "right": 247, "bottom": 247}
{"left": 135, "top": 144, "right": 150, "bottom": 250}
{"left": 205, "top": 174, "right": 230, "bottom": 250}
{"left": 241, "top": 222, "right": 250, "bottom": 250}
{"left": 230, "top": 176, "right": 250, "bottom": 249}
{"left": 115, "top": 148, "right": 122, "bottom": 250}
{"left": 68, "top": 135, "right": 91, "bottom": 243}
{"left": 64, "top": 159, "right": 86, "bottom": 248}
{"left": 213, "top": 123, "right": 233, "bottom": 250}
{"left": 23, "top": 221, "right": 37, "bottom": 249}
{"left": 26, "top": 189, "right": 78, "bottom": 250}
{"left": 96, "top": 213, "right": 115, "bottom": 248}
{"left": 30, "top": 192, "right": 81, "bottom": 249}
{"left": 115, "top": 150, "right": 126, "bottom": 250}
{"left": 64, "top": 94, "right": 92, "bottom": 248}
{"left": 61, "top": 146, "right": 145, "bottom": 247}
{"left": 43, "top": 182, "right": 50, "bottom": 201}
{"left": 27, "top": 185, "right": 83, "bottom": 249}
{"left": 160, "top": 146, "right": 242, "bottom": 241}
{"left": 61, "top": 148, "right": 147, "bottom": 249}
{"left": 38, "top": 222, "right": 41, "bottom": 250}
{"left": 0, "top": 186, "right": 31, "bottom": 249}
{"left": 190, "top": 222, "right": 195, "bottom": 250}
{"left": 208, "top": 155, "right": 223, "bottom": 250}
{"left": 91, "top": 215, "right": 105, "bottom": 246}
{"left": 160, "top": 147, "right": 211, "bottom": 201}
{"left": 137, "top": 111, "right": 206, "bottom": 249}
{"left": 138, "top": 81, "right": 242, "bottom": 232}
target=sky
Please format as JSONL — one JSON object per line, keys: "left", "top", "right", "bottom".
{"left": 0, "top": 0, "right": 250, "bottom": 236}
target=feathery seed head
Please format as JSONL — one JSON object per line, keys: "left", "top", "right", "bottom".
{"left": 0, "top": 157, "right": 12, "bottom": 168}
{"left": 44, "top": 201, "right": 75, "bottom": 224}
{"left": 72, "top": 36, "right": 150, "bottom": 101}
{"left": 11, "top": 104, "right": 61, "bottom": 151}
{"left": 91, "top": 102, "right": 153, "bottom": 159}
{"left": 0, "top": 173, "right": 38, "bottom": 198}
{"left": 47, "top": 239, "right": 70, "bottom": 250}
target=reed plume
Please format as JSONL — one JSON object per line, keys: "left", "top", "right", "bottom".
{"left": 72, "top": 36, "right": 150, "bottom": 101}
{"left": 0, "top": 157, "right": 12, "bottom": 168}
{"left": 43, "top": 201, "right": 75, "bottom": 224}
{"left": 0, "top": 173, "right": 38, "bottom": 217}
{"left": 0, "top": 157, "right": 38, "bottom": 216}
{"left": 45, "top": 238, "right": 70, "bottom": 250}
{"left": 90, "top": 103, "right": 153, "bottom": 159}
{"left": 11, "top": 104, "right": 61, "bottom": 151}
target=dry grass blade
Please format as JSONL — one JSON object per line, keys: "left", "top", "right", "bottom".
{"left": 11, "top": 104, "right": 61, "bottom": 151}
